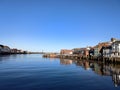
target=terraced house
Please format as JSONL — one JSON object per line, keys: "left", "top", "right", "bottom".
{"left": 73, "top": 47, "right": 90, "bottom": 57}
{"left": 60, "top": 49, "right": 73, "bottom": 55}
{"left": 111, "top": 41, "right": 120, "bottom": 57}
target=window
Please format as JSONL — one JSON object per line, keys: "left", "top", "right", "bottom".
{"left": 119, "top": 53, "right": 120, "bottom": 56}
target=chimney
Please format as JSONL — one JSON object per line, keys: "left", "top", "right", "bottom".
{"left": 111, "top": 38, "right": 117, "bottom": 42}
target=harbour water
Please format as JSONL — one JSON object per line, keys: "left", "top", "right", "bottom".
{"left": 0, "top": 54, "right": 120, "bottom": 90}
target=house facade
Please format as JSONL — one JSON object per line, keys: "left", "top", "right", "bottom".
{"left": 0, "top": 45, "right": 11, "bottom": 54}
{"left": 94, "top": 41, "right": 112, "bottom": 57}
{"left": 1, "top": 46, "right": 11, "bottom": 54}
{"left": 60, "top": 49, "right": 73, "bottom": 55}
{"left": 73, "top": 48, "right": 90, "bottom": 57}
{"left": 73, "top": 48, "right": 81, "bottom": 55}
{"left": 89, "top": 48, "right": 94, "bottom": 57}
{"left": 11, "top": 48, "right": 18, "bottom": 54}
{"left": 102, "top": 46, "right": 112, "bottom": 57}
{"left": 111, "top": 41, "right": 120, "bottom": 57}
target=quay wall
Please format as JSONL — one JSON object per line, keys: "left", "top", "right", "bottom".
{"left": 43, "top": 54, "right": 120, "bottom": 63}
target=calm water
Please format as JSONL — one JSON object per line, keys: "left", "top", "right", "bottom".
{"left": 0, "top": 54, "right": 120, "bottom": 90}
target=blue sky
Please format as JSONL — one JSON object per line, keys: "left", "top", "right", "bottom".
{"left": 0, "top": 0, "right": 120, "bottom": 52}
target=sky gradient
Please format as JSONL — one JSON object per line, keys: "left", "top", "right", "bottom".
{"left": 0, "top": 0, "right": 120, "bottom": 52}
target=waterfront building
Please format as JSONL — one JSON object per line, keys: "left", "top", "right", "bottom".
{"left": 102, "top": 46, "right": 112, "bottom": 57}
{"left": 99, "top": 38, "right": 119, "bottom": 57}
{"left": 89, "top": 48, "right": 94, "bottom": 56}
{"left": 94, "top": 42, "right": 111, "bottom": 57}
{"left": 73, "top": 48, "right": 90, "bottom": 57}
{"left": 73, "top": 48, "right": 81, "bottom": 55}
{"left": 111, "top": 41, "right": 120, "bottom": 57}
{"left": 11, "top": 48, "right": 18, "bottom": 54}
{"left": 0, "top": 45, "right": 11, "bottom": 54}
{"left": 93, "top": 47, "right": 100, "bottom": 57}
{"left": 60, "top": 49, "right": 73, "bottom": 55}
{"left": 17, "top": 49, "right": 23, "bottom": 54}
{"left": 112, "top": 67, "right": 120, "bottom": 87}
{"left": 0, "top": 45, "right": 4, "bottom": 54}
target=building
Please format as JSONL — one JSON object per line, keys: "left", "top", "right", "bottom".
{"left": 99, "top": 38, "right": 119, "bottom": 57}
{"left": 60, "top": 49, "right": 73, "bottom": 55}
{"left": 0, "top": 45, "right": 4, "bottom": 54}
{"left": 73, "top": 48, "right": 81, "bottom": 54}
{"left": 11, "top": 48, "right": 18, "bottom": 54}
{"left": 89, "top": 48, "right": 94, "bottom": 56}
{"left": 94, "top": 41, "right": 112, "bottom": 57}
{"left": 73, "top": 48, "right": 90, "bottom": 57}
{"left": 111, "top": 41, "right": 120, "bottom": 57}
{"left": 102, "top": 46, "right": 112, "bottom": 57}
{"left": 0, "top": 45, "right": 11, "bottom": 54}
{"left": 17, "top": 50, "right": 23, "bottom": 54}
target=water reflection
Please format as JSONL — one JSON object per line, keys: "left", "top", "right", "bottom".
{"left": 0, "top": 54, "right": 21, "bottom": 62}
{"left": 0, "top": 55, "right": 120, "bottom": 89}
{"left": 60, "top": 59, "right": 73, "bottom": 65}
{"left": 0, "top": 55, "right": 11, "bottom": 62}
{"left": 60, "top": 59, "right": 120, "bottom": 87}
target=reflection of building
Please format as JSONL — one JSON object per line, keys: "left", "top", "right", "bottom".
{"left": 111, "top": 67, "right": 120, "bottom": 87}
{"left": 112, "top": 73, "right": 120, "bottom": 87}
{"left": 71, "top": 56, "right": 120, "bottom": 87}
{"left": 102, "top": 64, "right": 120, "bottom": 87}
{"left": 83, "top": 61, "right": 90, "bottom": 70}
{"left": 75, "top": 60, "right": 84, "bottom": 67}
{"left": 60, "top": 59, "right": 72, "bottom": 65}
{"left": 103, "top": 65, "right": 111, "bottom": 76}
{"left": 93, "top": 63, "right": 103, "bottom": 75}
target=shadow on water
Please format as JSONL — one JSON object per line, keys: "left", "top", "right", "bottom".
{"left": 59, "top": 59, "right": 120, "bottom": 87}
{"left": 0, "top": 54, "right": 30, "bottom": 63}
{"left": 0, "top": 55, "right": 11, "bottom": 62}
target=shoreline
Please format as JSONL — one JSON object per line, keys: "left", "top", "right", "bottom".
{"left": 43, "top": 53, "right": 120, "bottom": 64}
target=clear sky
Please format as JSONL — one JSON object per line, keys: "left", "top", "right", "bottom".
{"left": 0, "top": 0, "right": 120, "bottom": 52}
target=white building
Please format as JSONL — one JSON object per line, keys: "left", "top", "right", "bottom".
{"left": 0, "top": 45, "right": 4, "bottom": 53}
{"left": 111, "top": 41, "right": 120, "bottom": 57}
{"left": 0, "top": 45, "right": 11, "bottom": 54}
{"left": 103, "top": 46, "right": 112, "bottom": 57}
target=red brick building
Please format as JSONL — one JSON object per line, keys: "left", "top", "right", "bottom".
{"left": 60, "top": 49, "right": 73, "bottom": 55}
